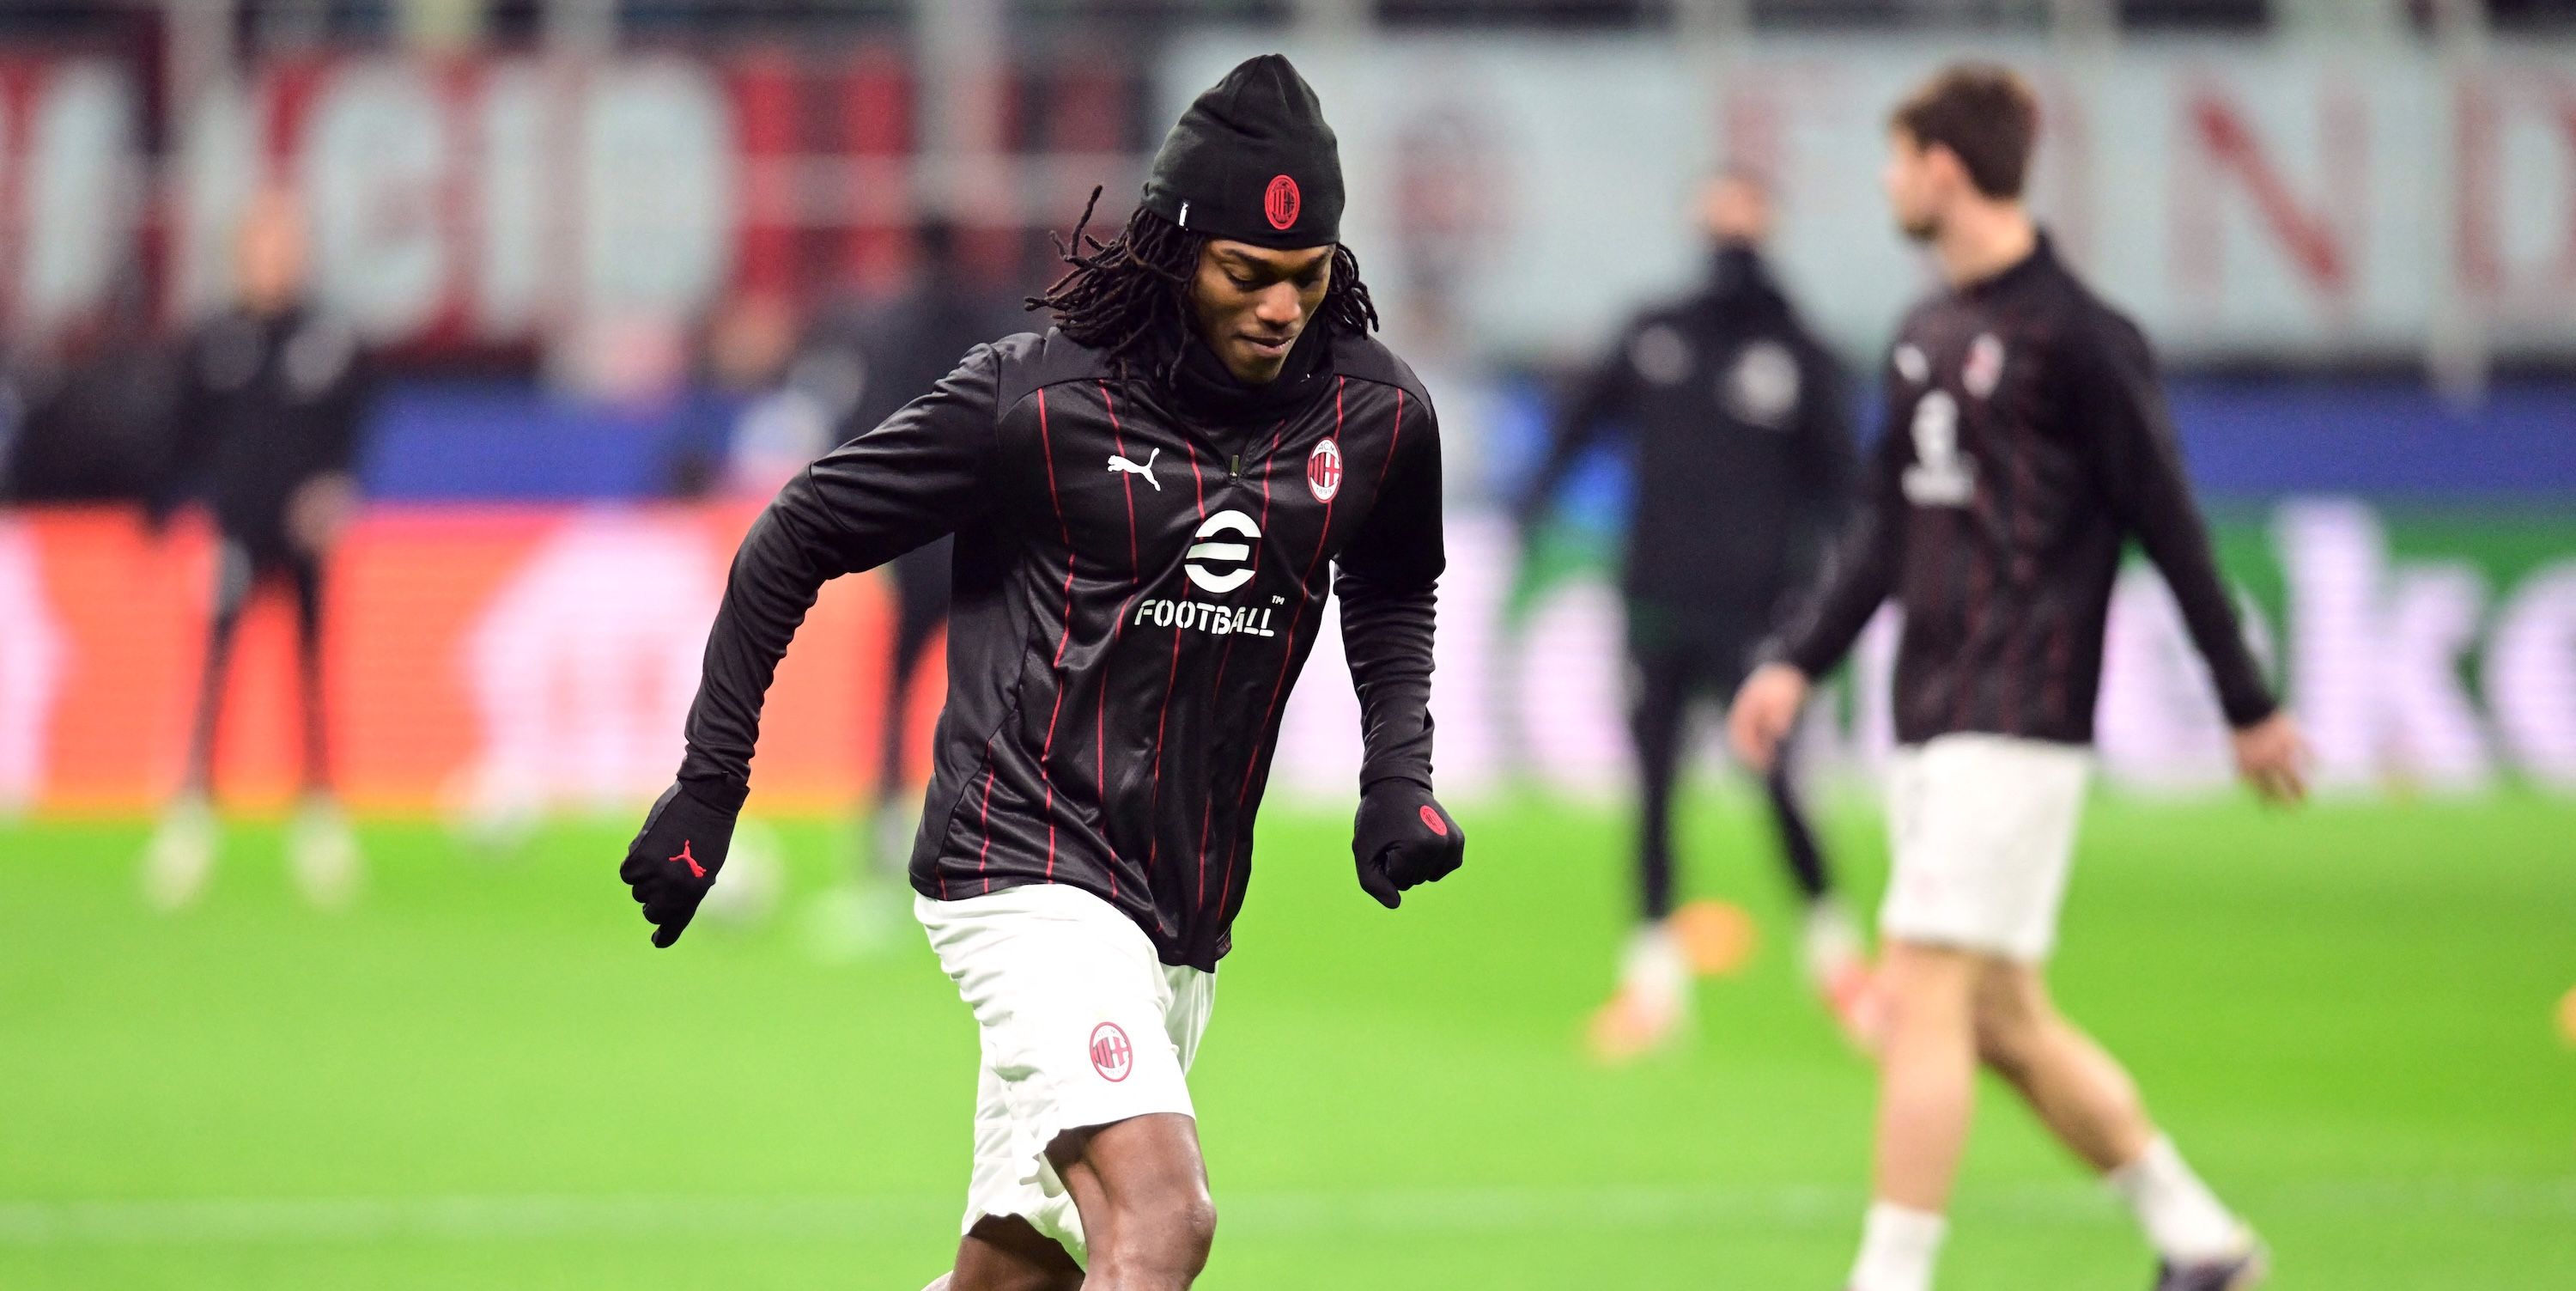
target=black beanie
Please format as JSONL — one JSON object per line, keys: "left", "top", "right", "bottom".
{"left": 1140, "top": 54, "right": 1343, "bottom": 249}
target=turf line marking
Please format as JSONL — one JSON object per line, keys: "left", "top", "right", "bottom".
{"left": 0, "top": 1178, "right": 2567, "bottom": 1246}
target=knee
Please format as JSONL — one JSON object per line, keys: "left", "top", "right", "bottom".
{"left": 1879, "top": 945, "right": 1977, "bottom": 1028}
{"left": 1107, "top": 1180, "right": 1216, "bottom": 1275}
{"left": 1971, "top": 978, "right": 2047, "bottom": 1078}
{"left": 1151, "top": 1184, "right": 1218, "bottom": 1270}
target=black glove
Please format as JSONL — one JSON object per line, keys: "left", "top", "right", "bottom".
{"left": 1353, "top": 779, "right": 1464, "bottom": 910}
{"left": 618, "top": 783, "right": 738, "bottom": 948}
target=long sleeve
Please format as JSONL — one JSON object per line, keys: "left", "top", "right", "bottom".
{"left": 1787, "top": 340, "right": 1860, "bottom": 572}
{"left": 149, "top": 328, "right": 215, "bottom": 526}
{"left": 310, "top": 322, "right": 372, "bottom": 478}
{"left": 1335, "top": 394, "right": 1445, "bottom": 791}
{"left": 2070, "top": 317, "right": 2276, "bottom": 728}
{"left": 1769, "top": 375, "right": 1908, "bottom": 679}
{"left": 677, "top": 344, "right": 1005, "bottom": 807}
{"left": 1512, "top": 328, "right": 1637, "bottom": 529}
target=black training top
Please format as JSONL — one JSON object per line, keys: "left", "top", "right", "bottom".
{"left": 679, "top": 324, "right": 1443, "bottom": 970}
{"left": 162, "top": 302, "right": 370, "bottom": 554}
{"left": 1522, "top": 246, "right": 1856, "bottom": 626}
{"left": 1771, "top": 234, "right": 2275, "bottom": 746}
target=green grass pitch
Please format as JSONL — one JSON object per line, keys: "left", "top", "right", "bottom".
{"left": 2, "top": 789, "right": 2570, "bottom": 1288}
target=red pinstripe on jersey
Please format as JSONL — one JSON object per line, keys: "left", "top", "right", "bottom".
{"left": 1217, "top": 379, "right": 1349, "bottom": 917}
{"left": 1036, "top": 387, "right": 1076, "bottom": 879}
{"left": 1194, "top": 418, "right": 1292, "bottom": 913}
{"left": 1154, "top": 441, "right": 1209, "bottom": 901}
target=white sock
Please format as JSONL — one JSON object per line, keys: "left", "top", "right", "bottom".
{"left": 2107, "top": 1135, "right": 2243, "bottom": 1264}
{"left": 1802, "top": 897, "right": 1866, "bottom": 985}
{"left": 1848, "top": 1201, "right": 1947, "bottom": 1291}
{"left": 1619, "top": 923, "right": 1688, "bottom": 1008}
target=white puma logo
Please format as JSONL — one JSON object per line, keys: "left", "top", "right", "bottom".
{"left": 1107, "top": 447, "right": 1161, "bottom": 491}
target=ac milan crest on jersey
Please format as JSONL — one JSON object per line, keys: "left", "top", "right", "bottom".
{"left": 1965, "top": 333, "right": 2006, "bottom": 399}
{"left": 1089, "top": 1022, "right": 1134, "bottom": 1082}
{"left": 1264, "top": 174, "right": 1301, "bottom": 230}
{"left": 1307, "top": 437, "right": 1342, "bottom": 502}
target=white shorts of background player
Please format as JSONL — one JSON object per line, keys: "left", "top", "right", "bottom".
{"left": 1880, "top": 733, "right": 2093, "bottom": 963}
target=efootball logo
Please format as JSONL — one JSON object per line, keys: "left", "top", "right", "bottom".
{"left": 1185, "top": 509, "right": 1260, "bottom": 593}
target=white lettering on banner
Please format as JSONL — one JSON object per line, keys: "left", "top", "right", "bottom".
{"left": 2381, "top": 565, "right": 2494, "bottom": 790}
{"left": 476, "top": 66, "right": 549, "bottom": 336}
{"left": 173, "top": 83, "right": 257, "bottom": 320}
{"left": 2175, "top": 82, "right": 2365, "bottom": 312}
{"left": 2094, "top": 569, "right": 2239, "bottom": 792}
{"left": 0, "top": 522, "right": 68, "bottom": 813}
{"left": 451, "top": 514, "right": 720, "bottom": 833}
{"left": 307, "top": 64, "right": 449, "bottom": 338}
{"left": 580, "top": 63, "right": 733, "bottom": 315}
{"left": 175, "top": 58, "right": 732, "bottom": 344}
{"left": 2485, "top": 565, "right": 2576, "bottom": 789}
{"left": 2278, "top": 501, "right": 2494, "bottom": 793}
{"left": 1272, "top": 515, "right": 1510, "bottom": 798}
{"left": 18, "top": 64, "right": 134, "bottom": 333}
{"left": 2457, "top": 65, "right": 2576, "bottom": 326}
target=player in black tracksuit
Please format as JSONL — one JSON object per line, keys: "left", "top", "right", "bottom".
{"left": 1727, "top": 68, "right": 2304, "bottom": 1291}
{"left": 621, "top": 56, "right": 1463, "bottom": 1288}
{"left": 1516, "top": 173, "right": 1869, "bottom": 1058}
{"left": 144, "top": 192, "right": 371, "bottom": 912}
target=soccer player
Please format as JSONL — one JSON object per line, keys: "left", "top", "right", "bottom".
{"left": 1516, "top": 169, "right": 1870, "bottom": 1061}
{"left": 619, "top": 56, "right": 1464, "bottom": 1290}
{"left": 1727, "top": 67, "right": 2306, "bottom": 1291}
{"left": 144, "top": 188, "right": 370, "bottom": 911}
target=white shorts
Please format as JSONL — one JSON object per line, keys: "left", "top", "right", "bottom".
{"left": 1881, "top": 734, "right": 2093, "bottom": 963}
{"left": 915, "top": 883, "right": 1215, "bottom": 1266}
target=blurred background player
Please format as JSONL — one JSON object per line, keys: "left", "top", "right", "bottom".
{"left": 1729, "top": 66, "right": 2309, "bottom": 1291}
{"left": 143, "top": 188, "right": 372, "bottom": 911}
{"left": 794, "top": 217, "right": 1024, "bottom": 959}
{"left": 1515, "top": 169, "right": 1869, "bottom": 1061}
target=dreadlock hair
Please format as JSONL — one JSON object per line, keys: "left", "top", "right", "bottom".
{"left": 1026, "top": 186, "right": 1379, "bottom": 388}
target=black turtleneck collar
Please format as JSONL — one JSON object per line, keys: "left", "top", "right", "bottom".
{"left": 1959, "top": 229, "right": 2058, "bottom": 301}
{"left": 1166, "top": 321, "right": 1334, "bottom": 428}
{"left": 1700, "top": 241, "right": 1788, "bottom": 320}
{"left": 1708, "top": 241, "right": 1769, "bottom": 296}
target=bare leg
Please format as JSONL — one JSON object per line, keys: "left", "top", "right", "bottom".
{"left": 1048, "top": 1112, "right": 1216, "bottom": 1291}
{"left": 1871, "top": 939, "right": 1982, "bottom": 1210}
{"left": 1972, "top": 962, "right": 2250, "bottom": 1268}
{"left": 944, "top": 1214, "right": 1084, "bottom": 1291}
{"left": 1971, "top": 962, "right": 2154, "bottom": 1172}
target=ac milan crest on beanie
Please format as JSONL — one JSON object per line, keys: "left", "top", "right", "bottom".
{"left": 1141, "top": 54, "right": 1343, "bottom": 250}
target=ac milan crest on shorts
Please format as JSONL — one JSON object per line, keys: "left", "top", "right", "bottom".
{"left": 1089, "top": 1022, "right": 1134, "bottom": 1081}
{"left": 916, "top": 883, "right": 1215, "bottom": 1265}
